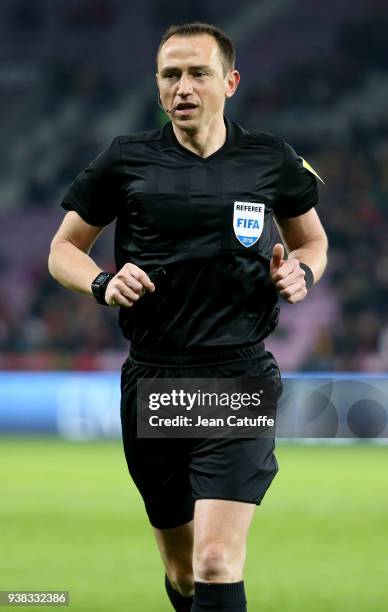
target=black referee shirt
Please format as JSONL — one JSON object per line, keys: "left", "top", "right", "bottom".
{"left": 61, "top": 117, "right": 319, "bottom": 352}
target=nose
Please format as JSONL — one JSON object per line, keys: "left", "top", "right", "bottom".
{"left": 176, "top": 73, "right": 193, "bottom": 96}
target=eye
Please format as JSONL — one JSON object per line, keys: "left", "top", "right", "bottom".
{"left": 194, "top": 71, "right": 207, "bottom": 78}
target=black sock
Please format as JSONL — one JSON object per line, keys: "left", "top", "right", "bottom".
{"left": 192, "top": 581, "right": 247, "bottom": 611}
{"left": 165, "top": 575, "right": 194, "bottom": 612}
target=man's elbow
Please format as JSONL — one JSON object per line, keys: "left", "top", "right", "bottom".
{"left": 48, "top": 246, "right": 57, "bottom": 280}
{"left": 322, "top": 232, "right": 329, "bottom": 260}
{"left": 320, "top": 233, "right": 329, "bottom": 260}
{"left": 316, "top": 234, "right": 329, "bottom": 279}
{"left": 48, "top": 238, "right": 65, "bottom": 280}
{"left": 311, "top": 230, "right": 328, "bottom": 258}
{"left": 322, "top": 229, "right": 329, "bottom": 250}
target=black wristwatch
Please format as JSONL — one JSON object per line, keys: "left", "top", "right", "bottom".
{"left": 299, "top": 263, "right": 314, "bottom": 290}
{"left": 91, "top": 272, "right": 115, "bottom": 305}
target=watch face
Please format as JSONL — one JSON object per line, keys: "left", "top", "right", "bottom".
{"left": 94, "top": 273, "right": 109, "bottom": 287}
{"left": 92, "top": 272, "right": 113, "bottom": 305}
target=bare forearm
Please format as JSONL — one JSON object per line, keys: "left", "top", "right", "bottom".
{"left": 288, "top": 238, "right": 328, "bottom": 284}
{"left": 48, "top": 241, "right": 103, "bottom": 296}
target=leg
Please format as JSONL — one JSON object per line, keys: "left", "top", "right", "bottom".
{"left": 154, "top": 520, "right": 194, "bottom": 596}
{"left": 153, "top": 521, "right": 194, "bottom": 610}
{"left": 192, "top": 499, "right": 256, "bottom": 610}
{"left": 120, "top": 359, "right": 195, "bottom": 609}
{"left": 193, "top": 499, "right": 255, "bottom": 582}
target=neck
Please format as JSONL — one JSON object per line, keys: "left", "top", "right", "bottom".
{"left": 172, "top": 114, "right": 227, "bottom": 159}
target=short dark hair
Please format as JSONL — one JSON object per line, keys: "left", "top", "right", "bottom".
{"left": 157, "top": 22, "right": 235, "bottom": 75}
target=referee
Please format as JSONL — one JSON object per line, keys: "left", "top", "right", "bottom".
{"left": 49, "top": 22, "right": 328, "bottom": 612}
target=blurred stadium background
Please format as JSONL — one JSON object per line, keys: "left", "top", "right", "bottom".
{"left": 0, "top": 0, "right": 387, "bottom": 610}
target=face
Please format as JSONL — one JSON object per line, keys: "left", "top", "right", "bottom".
{"left": 156, "top": 34, "right": 240, "bottom": 131}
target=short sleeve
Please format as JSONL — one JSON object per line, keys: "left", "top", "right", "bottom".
{"left": 60, "top": 137, "right": 122, "bottom": 226}
{"left": 273, "top": 140, "right": 321, "bottom": 218}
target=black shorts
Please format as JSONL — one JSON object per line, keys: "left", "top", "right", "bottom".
{"left": 120, "top": 342, "right": 281, "bottom": 529}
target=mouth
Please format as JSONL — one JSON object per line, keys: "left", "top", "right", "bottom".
{"left": 174, "top": 102, "right": 198, "bottom": 115}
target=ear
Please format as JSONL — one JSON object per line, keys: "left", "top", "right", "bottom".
{"left": 225, "top": 69, "right": 240, "bottom": 99}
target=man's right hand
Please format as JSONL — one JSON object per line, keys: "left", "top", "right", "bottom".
{"left": 105, "top": 263, "right": 155, "bottom": 307}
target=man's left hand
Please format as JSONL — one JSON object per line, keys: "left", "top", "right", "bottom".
{"left": 270, "top": 243, "right": 308, "bottom": 304}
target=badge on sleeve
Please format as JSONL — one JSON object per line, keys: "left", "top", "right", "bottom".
{"left": 300, "top": 157, "right": 325, "bottom": 184}
{"left": 233, "top": 202, "right": 265, "bottom": 247}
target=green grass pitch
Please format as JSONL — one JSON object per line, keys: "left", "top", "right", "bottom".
{"left": 1, "top": 438, "right": 387, "bottom": 611}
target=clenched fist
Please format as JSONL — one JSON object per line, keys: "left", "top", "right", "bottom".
{"left": 270, "top": 243, "right": 309, "bottom": 304}
{"left": 105, "top": 263, "right": 155, "bottom": 307}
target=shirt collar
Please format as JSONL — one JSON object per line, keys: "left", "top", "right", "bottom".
{"left": 162, "top": 115, "right": 237, "bottom": 157}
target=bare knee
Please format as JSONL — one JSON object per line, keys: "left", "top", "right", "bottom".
{"left": 167, "top": 568, "right": 194, "bottom": 597}
{"left": 194, "top": 544, "right": 242, "bottom": 583}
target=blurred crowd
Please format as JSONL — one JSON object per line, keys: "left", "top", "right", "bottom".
{"left": 301, "top": 139, "right": 388, "bottom": 371}
{"left": 1, "top": 0, "right": 387, "bottom": 372}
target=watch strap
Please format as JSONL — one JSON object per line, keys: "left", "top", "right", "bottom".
{"left": 299, "top": 263, "right": 314, "bottom": 290}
